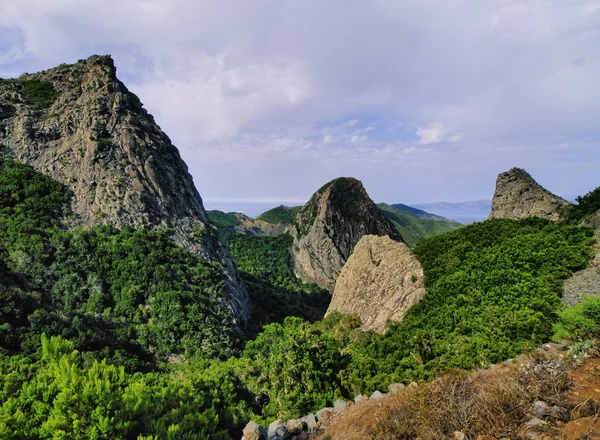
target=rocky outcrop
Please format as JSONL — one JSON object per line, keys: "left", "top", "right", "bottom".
{"left": 488, "top": 168, "right": 569, "bottom": 221}
{"left": 0, "top": 55, "right": 250, "bottom": 323}
{"left": 326, "top": 235, "right": 426, "bottom": 333}
{"left": 287, "top": 177, "right": 403, "bottom": 291}
{"left": 563, "top": 208, "right": 600, "bottom": 306}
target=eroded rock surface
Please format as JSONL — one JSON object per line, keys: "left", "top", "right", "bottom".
{"left": 488, "top": 168, "right": 569, "bottom": 221}
{"left": 287, "top": 178, "right": 402, "bottom": 291}
{"left": 326, "top": 235, "right": 425, "bottom": 333}
{"left": 0, "top": 55, "right": 250, "bottom": 322}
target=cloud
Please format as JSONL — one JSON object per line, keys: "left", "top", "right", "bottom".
{"left": 417, "top": 123, "right": 445, "bottom": 145}
{"left": 1, "top": 0, "right": 599, "bottom": 204}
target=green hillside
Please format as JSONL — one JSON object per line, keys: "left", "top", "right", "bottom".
{"left": 0, "top": 155, "right": 598, "bottom": 439}
{"left": 256, "top": 205, "right": 302, "bottom": 224}
{"left": 378, "top": 202, "right": 463, "bottom": 246}
{"left": 207, "top": 209, "right": 241, "bottom": 228}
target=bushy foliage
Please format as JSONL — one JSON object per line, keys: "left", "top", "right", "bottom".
{"left": 378, "top": 203, "right": 462, "bottom": 247}
{"left": 242, "top": 314, "right": 359, "bottom": 421}
{"left": 0, "top": 335, "right": 246, "bottom": 439}
{"left": 553, "top": 295, "right": 600, "bottom": 342}
{"left": 561, "top": 186, "right": 600, "bottom": 224}
{"left": 0, "top": 157, "right": 238, "bottom": 369}
{"left": 226, "top": 233, "right": 323, "bottom": 293}
{"left": 207, "top": 210, "right": 241, "bottom": 229}
{"left": 255, "top": 205, "right": 302, "bottom": 225}
{"left": 19, "top": 79, "right": 60, "bottom": 109}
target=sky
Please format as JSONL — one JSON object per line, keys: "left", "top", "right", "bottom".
{"left": 1, "top": 0, "right": 600, "bottom": 211}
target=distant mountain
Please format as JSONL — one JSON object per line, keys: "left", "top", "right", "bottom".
{"left": 389, "top": 203, "right": 449, "bottom": 221}
{"left": 206, "top": 210, "right": 286, "bottom": 236}
{"left": 288, "top": 177, "right": 402, "bottom": 291}
{"left": 410, "top": 200, "right": 492, "bottom": 223}
{"left": 256, "top": 205, "right": 302, "bottom": 225}
{"left": 378, "top": 203, "right": 462, "bottom": 247}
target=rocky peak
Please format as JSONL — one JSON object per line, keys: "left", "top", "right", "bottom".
{"left": 488, "top": 168, "right": 569, "bottom": 221}
{"left": 327, "top": 235, "right": 425, "bottom": 333}
{"left": 287, "top": 177, "right": 403, "bottom": 291}
{"left": 0, "top": 54, "right": 250, "bottom": 323}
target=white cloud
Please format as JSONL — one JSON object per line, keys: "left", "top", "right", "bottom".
{"left": 1, "top": 0, "right": 599, "bottom": 204}
{"left": 416, "top": 123, "right": 445, "bottom": 145}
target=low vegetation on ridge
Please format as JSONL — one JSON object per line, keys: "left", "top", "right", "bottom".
{"left": 0, "top": 156, "right": 598, "bottom": 439}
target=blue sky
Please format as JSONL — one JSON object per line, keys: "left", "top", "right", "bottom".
{"left": 1, "top": 0, "right": 600, "bottom": 209}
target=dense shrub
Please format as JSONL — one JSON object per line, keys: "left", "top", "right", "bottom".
{"left": 20, "top": 80, "right": 60, "bottom": 109}
{"left": 561, "top": 186, "right": 600, "bottom": 224}
{"left": 553, "top": 295, "right": 600, "bottom": 342}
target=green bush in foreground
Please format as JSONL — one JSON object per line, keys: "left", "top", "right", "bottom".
{"left": 553, "top": 295, "right": 600, "bottom": 342}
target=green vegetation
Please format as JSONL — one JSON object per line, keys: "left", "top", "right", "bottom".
{"left": 0, "top": 157, "right": 239, "bottom": 370}
{"left": 256, "top": 205, "right": 302, "bottom": 224}
{"left": 561, "top": 185, "right": 600, "bottom": 224}
{"left": 207, "top": 210, "right": 241, "bottom": 229}
{"left": 378, "top": 203, "right": 462, "bottom": 246}
{"left": 19, "top": 79, "right": 60, "bottom": 109}
{"left": 553, "top": 295, "right": 600, "bottom": 342}
{"left": 0, "top": 155, "right": 596, "bottom": 437}
{"left": 225, "top": 233, "right": 330, "bottom": 330}
{"left": 226, "top": 233, "right": 321, "bottom": 293}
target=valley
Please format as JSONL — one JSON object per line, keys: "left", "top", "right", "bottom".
{"left": 0, "top": 56, "right": 599, "bottom": 440}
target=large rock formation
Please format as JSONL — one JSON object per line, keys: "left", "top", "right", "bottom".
{"left": 287, "top": 177, "right": 403, "bottom": 291}
{"left": 488, "top": 168, "right": 569, "bottom": 221}
{"left": 0, "top": 55, "right": 250, "bottom": 323}
{"left": 326, "top": 235, "right": 426, "bottom": 333}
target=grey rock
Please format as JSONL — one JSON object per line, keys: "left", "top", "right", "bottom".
{"left": 333, "top": 399, "right": 347, "bottom": 413}
{"left": 327, "top": 235, "right": 426, "bottom": 333}
{"left": 287, "top": 177, "right": 403, "bottom": 291}
{"left": 243, "top": 421, "right": 267, "bottom": 440}
{"left": 0, "top": 55, "right": 250, "bottom": 326}
{"left": 488, "top": 168, "right": 569, "bottom": 221}
{"left": 388, "top": 383, "right": 406, "bottom": 394}
{"left": 316, "top": 407, "right": 334, "bottom": 422}
{"left": 286, "top": 419, "right": 303, "bottom": 435}
{"left": 531, "top": 401, "right": 551, "bottom": 419}
{"left": 453, "top": 432, "right": 466, "bottom": 440}
{"left": 370, "top": 390, "right": 385, "bottom": 401}
{"left": 268, "top": 419, "right": 286, "bottom": 440}
{"left": 354, "top": 394, "right": 365, "bottom": 404}
{"left": 302, "top": 414, "right": 318, "bottom": 432}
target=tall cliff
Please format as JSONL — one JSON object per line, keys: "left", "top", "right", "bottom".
{"left": 488, "top": 168, "right": 569, "bottom": 221}
{"left": 326, "top": 235, "right": 426, "bottom": 333}
{"left": 287, "top": 177, "right": 403, "bottom": 291}
{"left": 0, "top": 55, "right": 250, "bottom": 322}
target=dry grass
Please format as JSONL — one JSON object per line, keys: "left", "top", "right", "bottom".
{"left": 320, "top": 353, "right": 577, "bottom": 440}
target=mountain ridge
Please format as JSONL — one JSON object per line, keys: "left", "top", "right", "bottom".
{"left": 0, "top": 54, "right": 250, "bottom": 323}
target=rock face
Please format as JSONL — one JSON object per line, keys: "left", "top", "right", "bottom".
{"left": 563, "top": 208, "right": 600, "bottom": 306}
{"left": 287, "top": 177, "right": 403, "bottom": 291}
{"left": 488, "top": 168, "right": 569, "bottom": 221}
{"left": 0, "top": 55, "right": 250, "bottom": 323}
{"left": 326, "top": 235, "right": 426, "bottom": 333}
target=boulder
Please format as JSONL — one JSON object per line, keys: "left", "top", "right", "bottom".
{"left": 243, "top": 421, "right": 267, "bottom": 440}
{"left": 370, "top": 390, "right": 385, "bottom": 401}
{"left": 388, "top": 383, "right": 406, "bottom": 394}
{"left": 326, "top": 235, "right": 426, "bottom": 333}
{"left": 316, "top": 407, "right": 334, "bottom": 422}
{"left": 286, "top": 419, "right": 304, "bottom": 435}
{"left": 333, "top": 399, "right": 347, "bottom": 413}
